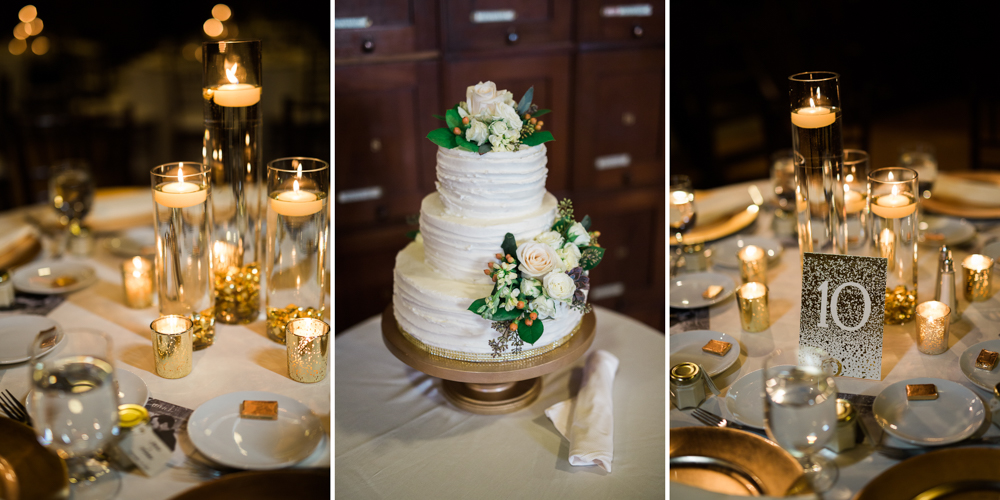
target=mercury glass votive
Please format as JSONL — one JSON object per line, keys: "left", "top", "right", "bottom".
{"left": 916, "top": 301, "right": 951, "bottom": 355}
{"left": 737, "top": 282, "right": 769, "bottom": 333}
{"left": 738, "top": 244, "right": 767, "bottom": 284}
{"left": 121, "top": 256, "right": 153, "bottom": 308}
{"left": 286, "top": 318, "right": 329, "bottom": 383}
{"left": 150, "top": 315, "right": 193, "bottom": 379}
{"left": 963, "top": 254, "right": 994, "bottom": 302}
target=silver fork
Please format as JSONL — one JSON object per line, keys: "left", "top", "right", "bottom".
{"left": 691, "top": 407, "right": 759, "bottom": 433}
{"left": 0, "top": 389, "right": 32, "bottom": 427}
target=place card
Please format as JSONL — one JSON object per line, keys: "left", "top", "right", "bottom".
{"left": 799, "top": 253, "right": 887, "bottom": 380}
{"left": 116, "top": 423, "right": 172, "bottom": 476}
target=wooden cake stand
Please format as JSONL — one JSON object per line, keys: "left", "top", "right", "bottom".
{"left": 381, "top": 305, "right": 596, "bottom": 415}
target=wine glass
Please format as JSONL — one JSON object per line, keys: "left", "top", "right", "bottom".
{"left": 669, "top": 175, "right": 698, "bottom": 273}
{"left": 763, "top": 348, "right": 839, "bottom": 493}
{"left": 48, "top": 159, "right": 96, "bottom": 257}
{"left": 30, "top": 328, "right": 121, "bottom": 499}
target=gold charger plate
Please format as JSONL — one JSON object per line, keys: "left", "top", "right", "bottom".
{"left": 923, "top": 172, "right": 1000, "bottom": 219}
{"left": 670, "top": 205, "right": 760, "bottom": 246}
{"left": 0, "top": 418, "right": 69, "bottom": 500}
{"left": 168, "top": 469, "right": 330, "bottom": 499}
{"left": 855, "top": 448, "right": 1000, "bottom": 500}
{"left": 670, "top": 426, "right": 810, "bottom": 497}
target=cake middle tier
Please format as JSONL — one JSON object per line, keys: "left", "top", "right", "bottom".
{"left": 420, "top": 191, "right": 557, "bottom": 284}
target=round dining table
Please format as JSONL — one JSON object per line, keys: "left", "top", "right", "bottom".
{"left": 671, "top": 179, "right": 1000, "bottom": 499}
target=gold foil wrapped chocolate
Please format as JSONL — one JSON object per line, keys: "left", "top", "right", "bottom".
{"left": 702, "top": 285, "right": 723, "bottom": 300}
{"left": 240, "top": 400, "right": 278, "bottom": 420}
{"left": 977, "top": 349, "right": 999, "bottom": 371}
{"left": 150, "top": 315, "right": 193, "bottom": 379}
{"left": 701, "top": 339, "right": 732, "bottom": 356}
{"left": 906, "top": 383, "right": 938, "bottom": 401}
{"left": 286, "top": 318, "right": 329, "bottom": 383}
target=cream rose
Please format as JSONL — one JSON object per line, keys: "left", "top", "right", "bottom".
{"left": 535, "top": 231, "right": 564, "bottom": 249}
{"left": 557, "top": 244, "right": 581, "bottom": 269}
{"left": 544, "top": 272, "right": 576, "bottom": 301}
{"left": 567, "top": 222, "right": 591, "bottom": 246}
{"left": 520, "top": 278, "right": 542, "bottom": 299}
{"left": 465, "top": 119, "right": 488, "bottom": 145}
{"left": 516, "top": 242, "right": 561, "bottom": 278}
{"left": 467, "top": 81, "right": 507, "bottom": 115}
{"left": 531, "top": 296, "right": 557, "bottom": 320}
{"left": 495, "top": 102, "right": 523, "bottom": 130}
{"left": 489, "top": 120, "right": 508, "bottom": 136}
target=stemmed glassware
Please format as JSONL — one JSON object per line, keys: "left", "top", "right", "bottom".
{"left": 763, "top": 348, "right": 840, "bottom": 493}
{"left": 48, "top": 159, "right": 95, "bottom": 257}
{"left": 669, "top": 175, "right": 698, "bottom": 273}
{"left": 29, "top": 329, "right": 121, "bottom": 499}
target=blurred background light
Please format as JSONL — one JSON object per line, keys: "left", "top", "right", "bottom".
{"left": 18, "top": 5, "right": 36, "bottom": 23}
{"left": 31, "top": 35, "right": 48, "bottom": 55}
{"left": 8, "top": 38, "right": 25, "bottom": 55}
{"left": 212, "top": 4, "right": 231, "bottom": 22}
{"left": 203, "top": 18, "right": 223, "bottom": 37}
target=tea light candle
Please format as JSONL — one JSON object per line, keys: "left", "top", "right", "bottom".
{"left": 736, "top": 282, "right": 769, "bottom": 333}
{"left": 791, "top": 106, "right": 836, "bottom": 129}
{"left": 916, "top": 301, "right": 951, "bottom": 355}
{"left": 963, "top": 254, "right": 994, "bottom": 301}
{"left": 211, "top": 62, "right": 261, "bottom": 107}
{"left": 738, "top": 244, "right": 767, "bottom": 284}
{"left": 154, "top": 165, "right": 208, "bottom": 209}
{"left": 844, "top": 189, "right": 865, "bottom": 214}
{"left": 286, "top": 318, "right": 329, "bottom": 383}
{"left": 870, "top": 189, "right": 916, "bottom": 219}
{"left": 269, "top": 180, "right": 323, "bottom": 217}
{"left": 121, "top": 256, "right": 153, "bottom": 309}
{"left": 150, "top": 315, "right": 193, "bottom": 379}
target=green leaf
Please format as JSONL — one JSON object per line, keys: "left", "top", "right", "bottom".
{"left": 517, "top": 87, "right": 534, "bottom": 116}
{"left": 531, "top": 109, "right": 551, "bottom": 118}
{"left": 427, "top": 128, "right": 457, "bottom": 149}
{"left": 478, "top": 143, "right": 492, "bottom": 155}
{"left": 406, "top": 230, "right": 420, "bottom": 240}
{"left": 501, "top": 232, "right": 518, "bottom": 261}
{"left": 579, "top": 246, "right": 605, "bottom": 270}
{"left": 490, "top": 307, "right": 522, "bottom": 322}
{"left": 518, "top": 318, "right": 544, "bottom": 344}
{"left": 468, "top": 298, "right": 489, "bottom": 316}
{"left": 521, "top": 131, "right": 554, "bottom": 147}
{"left": 445, "top": 108, "right": 462, "bottom": 130}
{"left": 455, "top": 135, "right": 478, "bottom": 152}
{"left": 581, "top": 215, "right": 591, "bottom": 231}
{"left": 432, "top": 114, "right": 446, "bottom": 121}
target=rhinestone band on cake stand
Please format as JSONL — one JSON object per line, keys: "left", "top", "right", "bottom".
{"left": 381, "top": 305, "right": 596, "bottom": 415}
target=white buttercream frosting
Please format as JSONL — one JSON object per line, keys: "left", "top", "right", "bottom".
{"left": 420, "top": 191, "right": 557, "bottom": 284}
{"left": 435, "top": 144, "right": 548, "bottom": 219}
{"left": 393, "top": 241, "right": 583, "bottom": 355}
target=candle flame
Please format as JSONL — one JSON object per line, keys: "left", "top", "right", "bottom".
{"left": 892, "top": 185, "right": 898, "bottom": 196}
{"left": 809, "top": 98, "right": 815, "bottom": 108}
{"left": 888, "top": 171, "right": 894, "bottom": 181}
{"left": 844, "top": 183, "right": 849, "bottom": 193}
{"left": 226, "top": 62, "right": 239, "bottom": 84}
{"left": 133, "top": 256, "right": 143, "bottom": 269}
{"left": 177, "top": 164, "right": 185, "bottom": 185}
{"left": 293, "top": 179, "right": 300, "bottom": 193}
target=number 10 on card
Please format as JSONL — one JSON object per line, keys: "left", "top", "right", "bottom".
{"left": 799, "top": 253, "right": 887, "bottom": 380}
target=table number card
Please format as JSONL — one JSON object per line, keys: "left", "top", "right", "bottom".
{"left": 799, "top": 253, "right": 887, "bottom": 380}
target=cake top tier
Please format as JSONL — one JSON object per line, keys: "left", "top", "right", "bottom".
{"left": 426, "top": 81, "right": 554, "bottom": 155}
{"left": 435, "top": 143, "right": 548, "bottom": 219}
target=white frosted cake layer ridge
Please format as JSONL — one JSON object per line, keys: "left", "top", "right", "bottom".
{"left": 393, "top": 241, "right": 582, "bottom": 355}
{"left": 420, "top": 192, "right": 557, "bottom": 284}
{"left": 435, "top": 144, "right": 548, "bottom": 219}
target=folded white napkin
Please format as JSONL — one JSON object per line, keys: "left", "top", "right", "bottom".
{"left": 545, "top": 349, "right": 620, "bottom": 472}
{"left": 0, "top": 225, "right": 39, "bottom": 269}
{"left": 694, "top": 182, "right": 762, "bottom": 225}
{"left": 932, "top": 174, "right": 1000, "bottom": 207}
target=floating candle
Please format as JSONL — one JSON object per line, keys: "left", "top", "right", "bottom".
{"left": 844, "top": 189, "right": 865, "bottom": 214}
{"left": 269, "top": 180, "right": 324, "bottom": 217}
{"left": 210, "top": 62, "right": 261, "bottom": 107}
{"left": 870, "top": 188, "right": 916, "bottom": 219}
{"left": 154, "top": 174, "right": 208, "bottom": 208}
{"left": 791, "top": 106, "right": 836, "bottom": 129}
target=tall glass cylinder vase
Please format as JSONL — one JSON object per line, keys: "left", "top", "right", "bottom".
{"left": 868, "top": 167, "right": 919, "bottom": 324}
{"left": 203, "top": 39, "right": 263, "bottom": 325}
{"left": 151, "top": 162, "right": 215, "bottom": 349}
{"left": 265, "top": 158, "right": 329, "bottom": 344}
{"left": 790, "top": 72, "right": 847, "bottom": 258}
{"left": 843, "top": 149, "right": 869, "bottom": 250}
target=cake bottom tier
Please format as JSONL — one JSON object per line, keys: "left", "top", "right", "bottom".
{"left": 393, "top": 241, "right": 583, "bottom": 361}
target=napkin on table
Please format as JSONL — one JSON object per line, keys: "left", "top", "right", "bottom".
{"left": 544, "top": 349, "right": 620, "bottom": 472}
{"left": 0, "top": 225, "right": 39, "bottom": 270}
{"left": 932, "top": 173, "right": 1000, "bottom": 207}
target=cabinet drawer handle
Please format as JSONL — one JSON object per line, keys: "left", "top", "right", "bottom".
{"left": 506, "top": 28, "right": 519, "bottom": 44}
{"left": 370, "top": 138, "right": 382, "bottom": 152}
{"left": 622, "top": 112, "right": 636, "bottom": 126}
{"left": 362, "top": 39, "right": 375, "bottom": 53}
{"left": 632, "top": 25, "right": 644, "bottom": 38}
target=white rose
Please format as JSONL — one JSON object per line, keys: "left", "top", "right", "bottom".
{"left": 502, "top": 90, "right": 516, "bottom": 107}
{"left": 466, "top": 81, "right": 507, "bottom": 115}
{"left": 544, "top": 272, "right": 576, "bottom": 301}
{"left": 535, "top": 231, "right": 564, "bottom": 249}
{"left": 520, "top": 278, "right": 542, "bottom": 299}
{"left": 557, "top": 244, "right": 581, "bottom": 269}
{"left": 515, "top": 242, "right": 561, "bottom": 278}
{"left": 489, "top": 120, "right": 508, "bottom": 136}
{"left": 567, "top": 222, "right": 591, "bottom": 246}
{"left": 465, "top": 119, "right": 488, "bottom": 145}
{"left": 495, "top": 102, "right": 523, "bottom": 131}
{"left": 531, "top": 296, "right": 557, "bottom": 320}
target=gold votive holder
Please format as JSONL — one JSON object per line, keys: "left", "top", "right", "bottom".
{"left": 916, "top": 300, "right": 951, "bottom": 355}
{"left": 963, "top": 254, "right": 994, "bottom": 302}
{"left": 738, "top": 244, "right": 767, "bottom": 284}
{"left": 736, "top": 282, "right": 769, "bottom": 332}
{"left": 150, "top": 315, "right": 193, "bottom": 379}
{"left": 121, "top": 256, "right": 153, "bottom": 309}
{"left": 286, "top": 318, "right": 329, "bottom": 383}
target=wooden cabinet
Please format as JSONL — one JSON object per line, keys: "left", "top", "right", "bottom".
{"left": 573, "top": 48, "right": 665, "bottom": 191}
{"left": 334, "top": 0, "right": 439, "bottom": 61}
{"left": 441, "top": 0, "right": 572, "bottom": 54}
{"left": 334, "top": 224, "right": 415, "bottom": 332}
{"left": 577, "top": 0, "right": 665, "bottom": 46}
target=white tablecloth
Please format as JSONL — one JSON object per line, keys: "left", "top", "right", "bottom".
{"left": 335, "top": 307, "right": 665, "bottom": 499}
{"left": 0, "top": 202, "right": 330, "bottom": 500}
{"left": 671, "top": 180, "right": 1000, "bottom": 499}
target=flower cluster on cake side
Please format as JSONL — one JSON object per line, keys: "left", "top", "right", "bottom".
{"left": 469, "top": 200, "right": 604, "bottom": 357}
{"left": 426, "top": 81, "right": 554, "bottom": 154}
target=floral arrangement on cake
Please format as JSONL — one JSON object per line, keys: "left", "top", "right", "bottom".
{"left": 426, "top": 81, "right": 554, "bottom": 154}
{"left": 468, "top": 200, "right": 604, "bottom": 357}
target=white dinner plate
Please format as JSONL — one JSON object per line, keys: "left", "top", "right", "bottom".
{"left": 920, "top": 216, "right": 976, "bottom": 246}
{"left": 0, "top": 315, "right": 63, "bottom": 364}
{"left": 102, "top": 226, "right": 156, "bottom": 257}
{"left": 721, "top": 365, "right": 795, "bottom": 429}
{"left": 710, "top": 236, "right": 783, "bottom": 269}
{"left": 873, "top": 377, "right": 986, "bottom": 446}
{"left": 960, "top": 339, "right": 1000, "bottom": 392}
{"left": 188, "top": 391, "right": 324, "bottom": 470}
{"left": 669, "top": 330, "right": 740, "bottom": 377}
{"left": 12, "top": 260, "right": 97, "bottom": 295}
{"left": 26, "top": 367, "right": 148, "bottom": 417}
{"left": 669, "top": 272, "right": 736, "bottom": 309}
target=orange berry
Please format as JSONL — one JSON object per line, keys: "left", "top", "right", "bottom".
{"left": 517, "top": 301, "right": 525, "bottom": 309}
{"left": 506, "top": 254, "right": 514, "bottom": 263}
{"left": 496, "top": 253, "right": 503, "bottom": 260}
{"left": 462, "top": 116, "right": 469, "bottom": 125}
{"left": 530, "top": 117, "right": 537, "bottom": 125}
{"left": 487, "top": 262, "right": 494, "bottom": 269}
{"left": 524, "top": 114, "right": 531, "bottom": 120}
{"left": 534, "top": 124, "right": 542, "bottom": 131}
{"left": 525, "top": 318, "right": 533, "bottom": 326}
{"left": 453, "top": 127, "right": 461, "bottom": 135}
{"left": 510, "top": 322, "right": 518, "bottom": 331}
{"left": 492, "top": 275, "right": 498, "bottom": 282}
{"left": 594, "top": 243, "right": 601, "bottom": 248}
{"left": 484, "top": 269, "right": 492, "bottom": 276}
{"left": 529, "top": 312, "right": 537, "bottom": 320}
{"left": 593, "top": 231, "right": 601, "bottom": 237}
{"left": 537, "top": 121, "right": 543, "bottom": 127}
